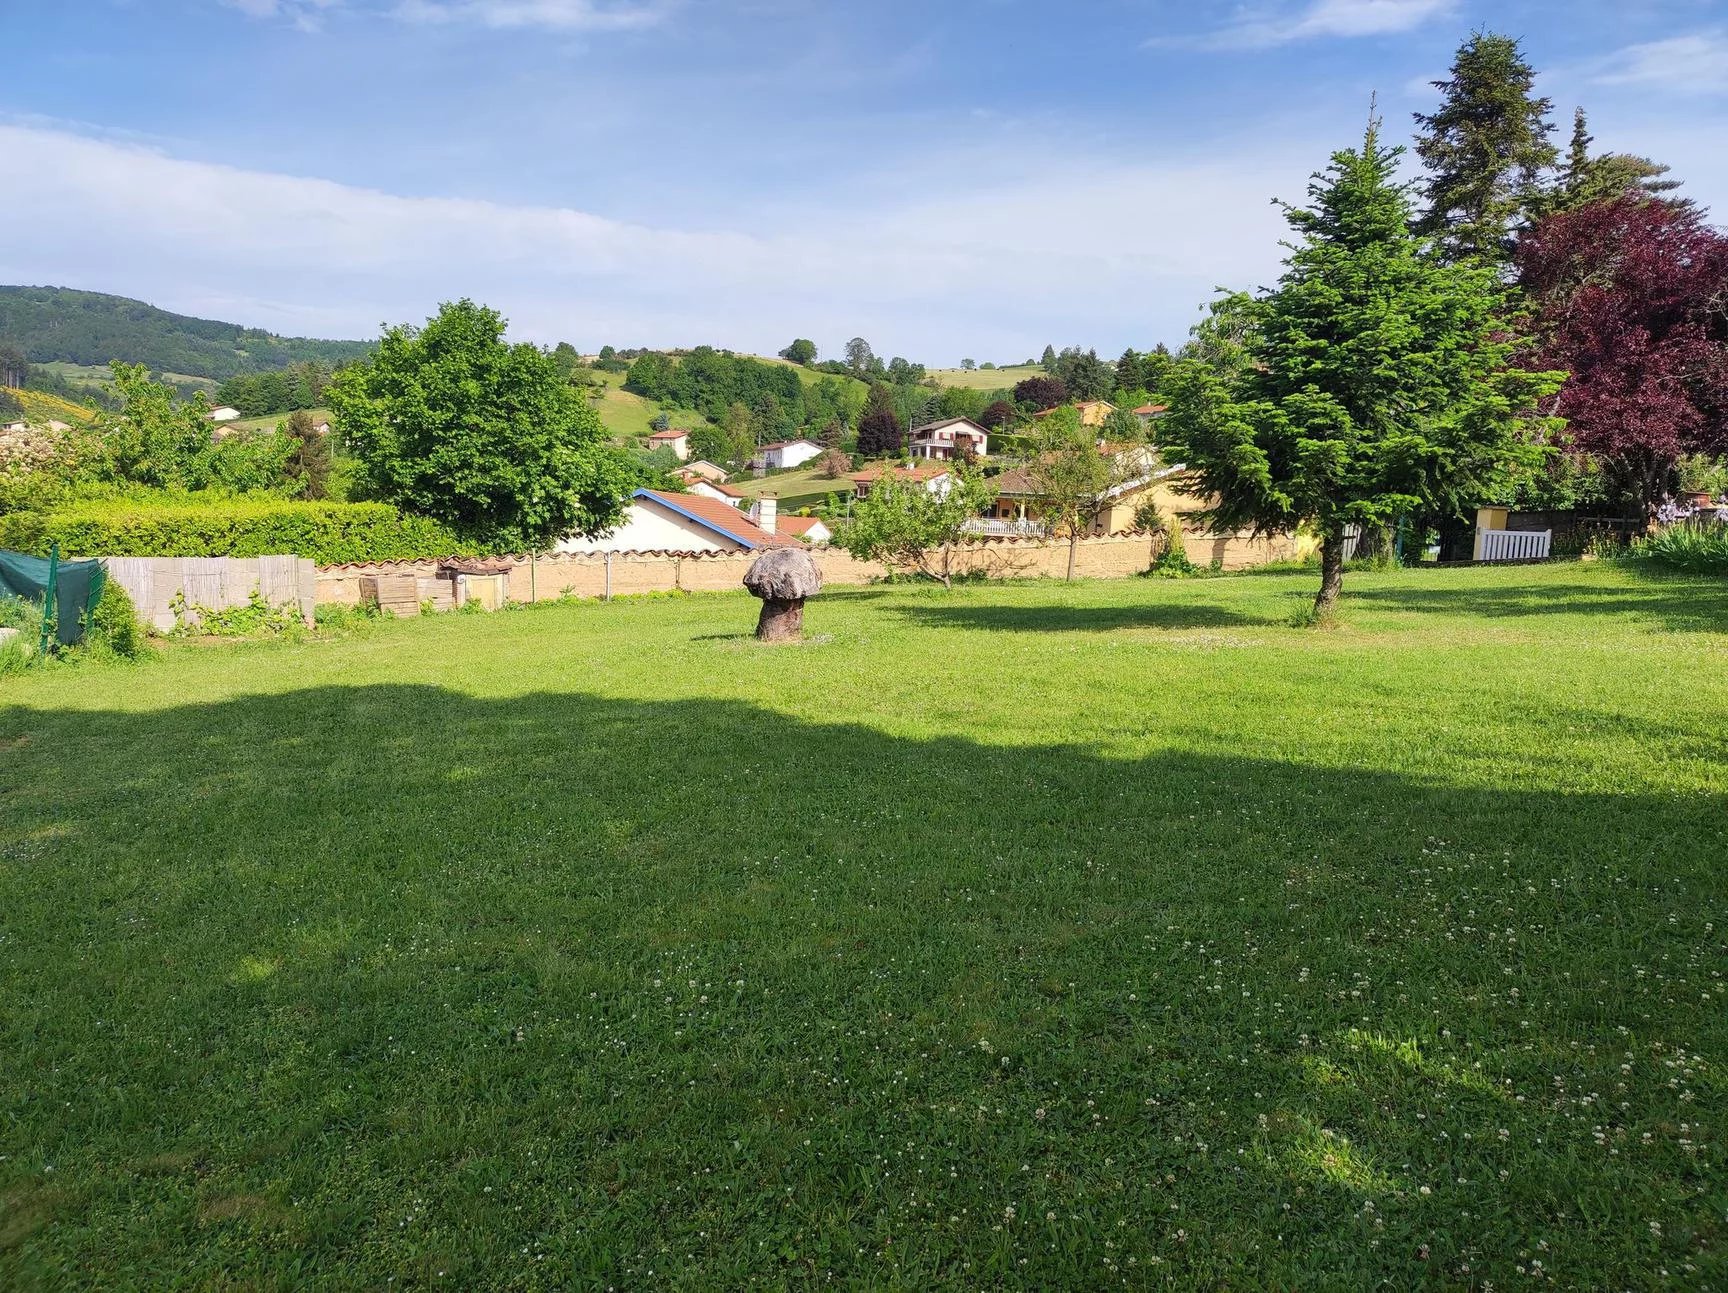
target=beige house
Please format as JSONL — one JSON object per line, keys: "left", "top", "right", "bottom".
{"left": 849, "top": 462, "right": 955, "bottom": 500}
{"left": 646, "top": 427, "right": 692, "bottom": 461}
{"left": 1034, "top": 400, "right": 1116, "bottom": 429}
{"left": 981, "top": 453, "right": 1199, "bottom": 537}
{"left": 672, "top": 460, "right": 730, "bottom": 485}
{"left": 206, "top": 404, "right": 242, "bottom": 423}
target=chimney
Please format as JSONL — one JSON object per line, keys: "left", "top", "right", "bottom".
{"left": 753, "top": 497, "right": 778, "bottom": 535}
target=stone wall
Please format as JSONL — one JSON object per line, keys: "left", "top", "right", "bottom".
{"left": 315, "top": 529, "right": 1301, "bottom": 607}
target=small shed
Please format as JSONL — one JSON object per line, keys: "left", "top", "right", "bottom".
{"left": 439, "top": 557, "right": 514, "bottom": 610}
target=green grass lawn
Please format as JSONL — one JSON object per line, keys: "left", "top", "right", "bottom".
{"left": 224, "top": 406, "right": 334, "bottom": 436}
{"left": 730, "top": 463, "right": 854, "bottom": 511}
{"left": 3, "top": 564, "right": 1726, "bottom": 1286}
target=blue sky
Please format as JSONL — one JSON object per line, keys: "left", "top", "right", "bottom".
{"left": 3, "top": 0, "right": 1725, "bottom": 362}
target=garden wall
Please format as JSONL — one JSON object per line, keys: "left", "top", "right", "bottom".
{"left": 314, "top": 529, "right": 1300, "bottom": 607}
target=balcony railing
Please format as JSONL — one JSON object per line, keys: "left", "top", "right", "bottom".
{"left": 963, "top": 518, "right": 1047, "bottom": 537}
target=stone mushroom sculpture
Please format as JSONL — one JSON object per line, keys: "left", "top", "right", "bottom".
{"left": 743, "top": 547, "right": 822, "bottom": 642}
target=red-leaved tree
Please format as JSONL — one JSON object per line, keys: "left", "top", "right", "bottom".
{"left": 1516, "top": 196, "right": 1728, "bottom": 511}
{"left": 1012, "top": 375, "right": 1068, "bottom": 412}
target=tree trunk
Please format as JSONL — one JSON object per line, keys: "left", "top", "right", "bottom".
{"left": 1313, "top": 524, "right": 1346, "bottom": 621}
{"left": 755, "top": 598, "right": 804, "bottom": 642}
{"left": 1066, "top": 534, "right": 1078, "bottom": 582}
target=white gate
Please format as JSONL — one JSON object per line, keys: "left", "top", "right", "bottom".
{"left": 1477, "top": 529, "right": 1551, "bottom": 562}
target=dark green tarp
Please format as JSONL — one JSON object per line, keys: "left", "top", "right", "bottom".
{"left": 0, "top": 548, "right": 107, "bottom": 647}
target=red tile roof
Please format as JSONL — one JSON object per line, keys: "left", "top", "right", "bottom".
{"left": 777, "top": 515, "right": 828, "bottom": 538}
{"left": 639, "top": 489, "right": 794, "bottom": 548}
{"left": 849, "top": 463, "right": 953, "bottom": 484}
{"left": 647, "top": 427, "right": 689, "bottom": 441}
{"left": 1132, "top": 404, "right": 1168, "bottom": 416}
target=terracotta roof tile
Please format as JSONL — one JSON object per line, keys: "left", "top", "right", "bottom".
{"left": 849, "top": 463, "right": 953, "bottom": 484}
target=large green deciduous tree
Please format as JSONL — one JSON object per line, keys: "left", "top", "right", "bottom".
{"left": 99, "top": 362, "right": 219, "bottom": 490}
{"left": 328, "top": 300, "right": 630, "bottom": 551}
{"left": 1414, "top": 32, "right": 1557, "bottom": 264}
{"left": 1161, "top": 123, "right": 1564, "bottom": 618}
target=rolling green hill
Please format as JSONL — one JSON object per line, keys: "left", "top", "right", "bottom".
{"left": 0, "top": 286, "right": 372, "bottom": 384}
{"left": 926, "top": 363, "right": 1042, "bottom": 391}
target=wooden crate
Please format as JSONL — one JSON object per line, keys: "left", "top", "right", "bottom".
{"left": 359, "top": 574, "right": 423, "bottom": 618}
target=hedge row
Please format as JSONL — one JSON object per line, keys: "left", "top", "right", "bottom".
{"left": 0, "top": 501, "right": 471, "bottom": 566}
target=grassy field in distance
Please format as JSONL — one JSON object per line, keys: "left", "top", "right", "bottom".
{"left": 728, "top": 462, "right": 854, "bottom": 511}
{"left": 925, "top": 363, "right": 1039, "bottom": 391}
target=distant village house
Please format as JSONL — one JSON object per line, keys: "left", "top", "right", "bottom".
{"left": 908, "top": 417, "right": 988, "bottom": 462}
{"left": 755, "top": 439, "right": 823, "bottom": 471}
{"left": 646, "top": 427, "right": 692, "bottom": 461}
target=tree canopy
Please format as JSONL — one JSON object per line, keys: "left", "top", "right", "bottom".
{"left": 328, "top": 300, "right": 631, "bottom": 551}
{"left": 1162, "top": 123, "right": 1564, "bottom": 616}
{"left": 837, "top": 465, "right": 993, "bottom": 588}
{"left": 1516, "top": 195, "right": 1728, "bottom": 511}
{"left": 1413, "top": 32, "right": 1557, "bottom": 263}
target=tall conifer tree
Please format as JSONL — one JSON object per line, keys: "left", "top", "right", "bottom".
{"left": 1413, "top": 32, "right": 1557, "bottom": 263}
{"left": 1162, "top": 120, "right": 1564, "bottom": 617}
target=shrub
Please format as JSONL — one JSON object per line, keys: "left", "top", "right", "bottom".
{"left": 1148, "top": 513, "right": 1200, "bottom": 578}
{"left": 1632, "top": 520, "right": 1728, "bottom": 575}
{"left": 171, "top": 587, "right": 303, "bottom": 638}
{"left": 0, "top": 500, "right": 468, "bottom": 565}
{"left": 85, "top": 579, "right": 143, "bottom": 658}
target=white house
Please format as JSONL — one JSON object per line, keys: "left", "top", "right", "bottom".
{"left": 684, "top": 478, "right": 746, "bottom": 506}
{"left": 778, "top": 514, "right": 833, "bottom": 545}
{"left": 757, "top": 439, "right": 823, "bottom": 470}
{"left": 908, "top": 417, "right": 988, "bottom": 461}
{"left": 646, "top": 427, "right": 691, "bottom": 461}
{"left": 556, "top": 489, "right": 793, "bottom": 554}
{"left": 206, "top": 404, "right": 242, "bottom": 423}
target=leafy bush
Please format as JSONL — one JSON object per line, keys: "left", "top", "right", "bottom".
{"left": 85, "top": 579, "right": 143, "bottom": 658}
{"left": 1632, "top": 520, "right": 1728, "bottom": 575}
{"left": 171, "top": 587, "right": 304, "bottom": 638}
{"left": 0, "top": 500, "right": 467, "bottom": 565}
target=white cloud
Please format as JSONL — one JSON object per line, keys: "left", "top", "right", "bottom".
{"left": 0, "top": 122, "right": 1315, "bottom": 358}
{"left": 220, "top": 0, "right": 666, "bottom": 32}
{"left": 1592, "top": 30, "right": 1728, "bottom": 96}
{"left": 220, "top": 0, "right": 341, "bottom": 32}
{"left": 393, "top": 0, "right": 667, "bottom": 30}
{"left": 1158, "top": 0, "right": 1456, "bottom": 51}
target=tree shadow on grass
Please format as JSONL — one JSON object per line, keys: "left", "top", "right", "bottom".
{"left": 0, "top": 685, "right": 1723, "bottom": 1287}
{"left": 891, "top": 597, "right": 1277, "bottom": 634}
{"left": 1348, "top": 572, "right": 1728, "bottom": 632}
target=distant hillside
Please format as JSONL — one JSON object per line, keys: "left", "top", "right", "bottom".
{"left": 0, "top": 287, "right": 372, "bottom": 384}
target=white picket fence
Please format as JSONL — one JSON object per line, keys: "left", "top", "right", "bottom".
{"left": 1476, "top": 528, "right": 1551, "bottom": 562}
